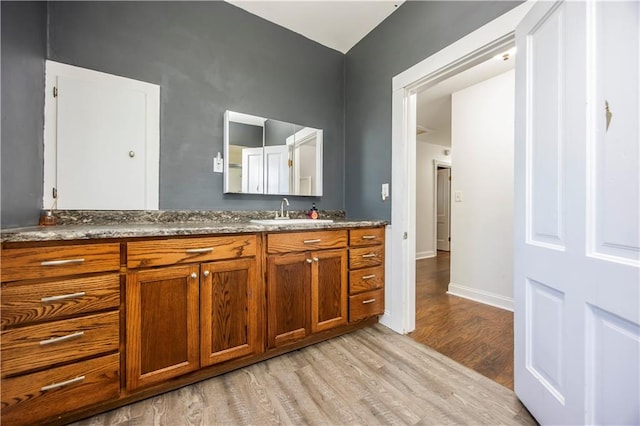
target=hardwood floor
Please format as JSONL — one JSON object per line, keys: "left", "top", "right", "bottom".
{"left": 74, "top": 324, "right": 533, "bottom": 425}
{"left": 409, "top": 251, "right": 515, "bottom": 389}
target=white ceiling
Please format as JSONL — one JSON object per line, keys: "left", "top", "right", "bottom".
{"left": 225, "top": 0, "right": 405, "bottom": 53}
{"left": 416, "top": 50, "right": 516, "bottom": 147}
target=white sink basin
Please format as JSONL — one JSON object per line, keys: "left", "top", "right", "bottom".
{"left": 250, "top": 218, "right": 334, "bottom": 225}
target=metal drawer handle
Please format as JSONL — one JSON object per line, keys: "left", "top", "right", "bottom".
{"left": 39, "top": 331, "right": 84, "bottom": 346}
{"left": 306, "top": 259, "right": 313, "bottom": 264}
{"left": 41, "top": 292, "right": 86, "bottom": 303}
{"left": 362, "top": 299, "right": 376, "bottom": 304}
{"left": 40, "top": 258, "right": 85, "bottom": 266}
{"left": 185, "top": 247, "right": 214, "bottom": 254}
{"left": 313, "top": 257, "right": 319, "bottom": 262}
{"left": 361, "top": 274, "right": 376, "bottom": 280}
{"left": 41, "top": 375, "right": 85, "bottom": 392}
{"left": 362, "top": 254, "right": 377, "bottom": 258}
{"left": 361, "top": 235, "right": 377, "bottom": 240}
{"left": 303, "top": 239, "right": 321, "bottom": 244}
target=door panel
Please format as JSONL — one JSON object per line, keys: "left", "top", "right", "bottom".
{"left": 312, "top": 249, "right": 347, "bottom": 332}
{"left": 126, "top": 265, "right": 199, "bottom": 390}
{"left": 57, "top": 76, "right": 147, "bottom": 209}
{"left": 436, "top": 168, "right": 451, "bottom": 251}
{"left": 200, "top": 259, "right": 259, "bottom": 366}
{"left": 515, "top": 1, "right": 639, "bottom": 424}
{"left": 267, "top": 253, "right": 311, "bottom": 348}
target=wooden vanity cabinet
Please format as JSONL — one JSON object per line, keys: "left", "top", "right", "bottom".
{"left": 125, "top": 234, "right": 260, "bottom": 391}
{"left": 348, "top": 227, "right": 385, "bottom": 322}
{"left": 266, "top": 230, "right": 348, "bottom": 348}
{"left": 0, "top": 242, "right": 121, "bottom": 425}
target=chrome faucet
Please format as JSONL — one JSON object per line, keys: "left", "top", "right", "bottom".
{"left": 276, "top": 198, "right": 290, "bottom": 219}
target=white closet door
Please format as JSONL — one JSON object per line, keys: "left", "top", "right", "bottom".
{"left": 514, "top": 1, "right": 639, "bottom": 424}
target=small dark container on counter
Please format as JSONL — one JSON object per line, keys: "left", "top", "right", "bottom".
{"left": 39, "top": 211, "right": 57, "bottom": 226}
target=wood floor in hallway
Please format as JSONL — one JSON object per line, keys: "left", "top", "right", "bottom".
{"left": 409, "top": 251, "right": 515, "bottom": 389}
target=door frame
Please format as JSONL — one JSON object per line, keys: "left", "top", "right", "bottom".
{"left": 434, "top": 162, "right": 452, "bottom": 253}
{"left": 382, "top": 1, "right": 534, "bottom": 334}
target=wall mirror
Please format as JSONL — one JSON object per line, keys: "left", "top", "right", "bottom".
{"left": 224, "top": 111, "right": 323, "bottom": 196}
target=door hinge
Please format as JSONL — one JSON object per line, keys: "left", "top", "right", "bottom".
{"left": 403, "top": 232, "right": 408, "bottom": 240}
{"left": 53, "top": 87, "right": 58, "bottom": 98}
{"left": 52, "top": 187, "right": 58, "bottom": 199}
{"left": 288, "top": 159, "right": 293, "bottom": 168}
{"left": 449, "top": 175, "right": 451, "bottom": 181}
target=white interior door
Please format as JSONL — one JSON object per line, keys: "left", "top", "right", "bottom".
{"left": 241, "top": 147, "right": 263, "bottom": 194}
{"left": 264, "top": 145, "right": 290, "bottom": 195}
{"left": 514, "top": 1, "right": 639, "bottom": 424}
{"left": 57, "top": 76, "right": 147, "bottom": 209}
{"left": 436, "top": 167, "right": 451, "bottom": 251}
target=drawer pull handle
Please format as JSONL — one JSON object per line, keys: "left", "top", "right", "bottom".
{"left": 40, "top": 375, "right": 85, "bottom": 392}
{"left": 185, "top": 247, "right": 214, "bottom": 254}
{"left": 313, "top": 257, "right": 319, "bottom": 262}
{"left": 39, "top": 331, "right": 84, "bottom": 346}
{"left": 41, "top": 292, "right": 86, "bottom": 303}
{"left": 362, "top": 274, "right": 376, "bottom": 280}
{"left": 303, "top": 239, "right": 321, "bottom": 244}
{"left": 362, "top": 299, "right": 377, "bottom": 304}
{"left": 361, "top": 235, "right": 377, "bottom": 240}
{"left": 306, "top": 259, "right": 313, "bottom": 264}
{"left": 362, "top": 254, "right": 377, "bottom": 258}
{"left": 40, "top": 258, "right": 85, "bottom": 266}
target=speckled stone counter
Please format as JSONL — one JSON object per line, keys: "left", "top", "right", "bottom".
{"left": 1, "top": 210, "right": 387, "bottom": 244}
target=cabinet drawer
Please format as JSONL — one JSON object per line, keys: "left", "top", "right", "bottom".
{"left": 349, "top": 246, "right": 384, "bottom": 269}
{"left": 127, "top": 234, "right": 257, "bottom": 268}
{"left": 1, "top": 353, "right": 119, "bottom": 425}
{"left": 1, "top": 274, "right": 120, "bottom": 328}
{"left": 349, "top": 266, "right": 384, "bottom": 294}
{"left": 1, "top": 311, "right": 119, "bottom": 377}
{"left": 1, "top": 243, "right": 120, "bottom": 282}
{"left": 267, "top": 230, "right": 347, "bottom": 254}
{"left": 349, "top": 227, "right": 384, "bottom": 247}
{"left": 349, "top": 289, "right": 384, "bottom": 322}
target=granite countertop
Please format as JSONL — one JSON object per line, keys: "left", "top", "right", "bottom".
{"left": 1, "top": 210, "right": 388, "bottom": 244}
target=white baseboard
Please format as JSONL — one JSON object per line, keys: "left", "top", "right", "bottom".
{"left": 416, "top": 250, "right": 436, "bottom": 260}
{"left": 447, "top": 283, "right": 513, "bottom": 312}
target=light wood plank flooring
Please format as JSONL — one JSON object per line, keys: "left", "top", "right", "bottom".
{"left": 74, "top": 324, "right": 533, "bottom": 425}
{"left": 409, "top": 252, "right": 515, "bottom": 389}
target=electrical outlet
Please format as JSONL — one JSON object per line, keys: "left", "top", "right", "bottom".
{"left": 213, "top": 156, "right": 223, "bottom": 173}
{"left": 454, "top": 190, "right": 463, "bottom": 202}
{"left": 381, "top": 183, "right": 389, "bottom": 201}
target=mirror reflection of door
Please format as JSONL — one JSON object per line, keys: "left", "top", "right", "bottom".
{"left": 436, "top": 167, "right": 451, "bottom": 251}
{"left": 241, "top": 147, "right": 263, "bottom": 194}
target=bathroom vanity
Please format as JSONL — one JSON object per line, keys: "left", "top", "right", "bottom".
{"left": 0, "top": 214, "right": 386, "bottom": 425}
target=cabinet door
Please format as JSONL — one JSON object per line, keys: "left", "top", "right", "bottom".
{"left": 312, "top": 249, "right": 348, "bottom": 333}
{"left": 200, "top": 258, "right": 259, "bottom": 366}
{"left": 267, "top": 253, "right": 311, "bottom": 348}
{"left": 126, "top": 265, "right": 199, "bottom": 390}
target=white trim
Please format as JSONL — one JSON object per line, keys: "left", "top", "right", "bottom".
{"left": 433, "top": 160, "right": 452, "bottom": 253}
{"left": 43, "top": 61, "right": 160, "bottom": 210}
{"left": 389, "top": 1, "right": 534, "bottom": 334}
{"left": 447, "top": 283, "right": 514, "bottom": 312}
{"left": 416, "top": 251, "right": 436, "bottom": 260}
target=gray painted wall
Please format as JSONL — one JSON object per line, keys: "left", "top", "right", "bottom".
{"left": 344, "top": 1, "right": 521, "bottom": 220}
{"left": 1, "top": 2, "right": 47, "bottom": 228}
{"left": 47, "top": 1, "right": 344, "bottom": 214}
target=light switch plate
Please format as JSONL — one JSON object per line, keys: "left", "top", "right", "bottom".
{"left": 213, "top": 157, "right": 223, "bottom": 173}
{"left": 381, "top": 183, "right": 389, "bottom": 201}
{"left": 454, "top": 190, "right": 463, "bottom": 202}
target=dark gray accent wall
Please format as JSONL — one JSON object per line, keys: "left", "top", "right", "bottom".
{"left": 1, "top": 2, "right": 48, "bottom": 228}
{"left": 46, "top": 1, "right": 344, "bottom": 213}
{"left": 344, "top": 1, "right": 521, "bottom": 220}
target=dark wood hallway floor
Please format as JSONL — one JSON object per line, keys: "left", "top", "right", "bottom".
{"left": 408, "top": 251, "right": 515, "bottom": 389}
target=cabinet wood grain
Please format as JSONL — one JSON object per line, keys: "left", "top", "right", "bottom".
{"left": 127, "top": 235, "right": 256, "bottom": 268}
{"left": 1, "top": 274, "right": 120, "bottom": 328}
{"left": 349, "top": 245, "right": 384, "bottom": 269}
{"left": 349, "top": 266, "right": 384, "bottom": 294}
{"left": 267, "top": 252, "right": 311, "bottom": 347}
{"left": 267, "top": 230, "right": 347, "bottom": 253}
{"left": 1, "top": 311, "right": 119, "bottom": 377}
{"left": 126, "top": 265, "right": 199, "bottom": 390}
{"left": 349, "top": 289, "right": 385, "bottom": 322}
{"left": 312, "top": 249, "right": 348, "bottom": 333}
{"left": 1, "top": 243, "right": 120, "bottom": 282}
{"left": 1, "top": 353, "right": 119, "bottom": 425}
{"left": 349, "top": 227, "right": 385, "bottom": 247}
{"left": 200, "top": 258, "right": 260, "bottom": 366}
